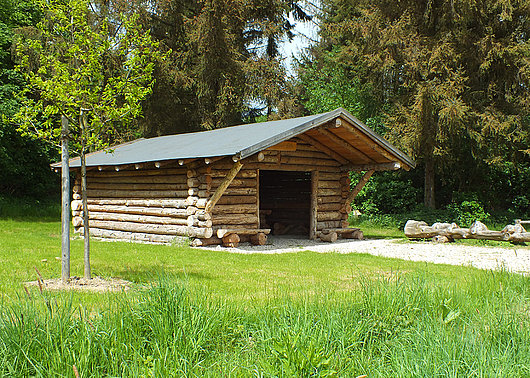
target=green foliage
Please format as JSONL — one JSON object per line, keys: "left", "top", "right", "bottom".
{"left": 14, "top": 0, "right": 162, "bottom": 154}
{"left": 0, "top": 0, "right": 57, "bottom": 198}
{"left": 304, "top": 0, "right": 530, "bottom": 210}
{"left": 447, "top": 200, "right": 490, "bottom": 227}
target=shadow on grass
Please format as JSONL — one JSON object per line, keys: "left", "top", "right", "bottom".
{"left": 109, "top": 266, "right": 215, "bottom": 284}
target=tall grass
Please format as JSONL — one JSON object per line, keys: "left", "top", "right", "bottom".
{"left": 1, "top": 271, "right": 529, "bottom": 376}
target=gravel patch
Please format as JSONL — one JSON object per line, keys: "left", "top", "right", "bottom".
{"left": 198, "top": 236, "right": 530, "bottom": 275}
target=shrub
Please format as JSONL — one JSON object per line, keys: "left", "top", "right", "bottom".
{"left": 446, "top": 200, "right": 490, "bottom": 227}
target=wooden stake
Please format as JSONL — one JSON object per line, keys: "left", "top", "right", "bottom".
{"left": 61, "top": 115, "right": 70, "bottom": 283}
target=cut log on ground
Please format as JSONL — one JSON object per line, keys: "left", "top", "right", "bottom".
{"left": 216, "top": 228, "right": 271, "bottom": 238}
{"left": 222, "top": 233, "right": 240, "bottom": 248}
{"left": 250, "top": 232, "right": 267, "bottom": 246}
{"left": 319, "top": 232, "right": 338, "bottom": 243}
{"left": 404, "top": 220, "right": 530, "bottom": 243}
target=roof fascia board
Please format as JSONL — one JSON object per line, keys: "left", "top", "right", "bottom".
{"left": 237, "top": 109, "right": 342, "bottom": 160}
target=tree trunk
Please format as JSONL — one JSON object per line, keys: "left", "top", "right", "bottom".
{"left": 424, "top": 157, "right": 435, "bottom": 209}
{"left": 61, "top": 115, "right": 70, "bottom": 283}
{"left": 80, "top": 111, "right": 91, "bottom": 279}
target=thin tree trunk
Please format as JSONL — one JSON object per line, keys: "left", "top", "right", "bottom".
{"left": 424, "top": 157, "right": 435, "bottom": 209}
{"left": 61, "top": 115, "right": 70, "bottom": 283}
{"left": 80, "top": 111, "right": 91, "bottom": 279}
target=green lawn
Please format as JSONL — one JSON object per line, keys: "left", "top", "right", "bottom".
{"left": 1, "top": 216, "right": 529, "bottom": 376}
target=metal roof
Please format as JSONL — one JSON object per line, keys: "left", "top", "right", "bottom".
{"left": 59, "top": 108, "right": 415, "bottom": 169}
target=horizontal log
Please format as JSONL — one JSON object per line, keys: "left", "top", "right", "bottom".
{"left": 319, "top": 172, "right": 342, "bottom": 181}
{"left": 191, "top": 236, "right": 222, "bottom": 247}
{"left": 208, "top": 169, "right": 257, "bottom": 178}
{"left": 318, "top": 180, "right": 340, "bottom": 189}
{"left": 87, "top": 227, "right": 179, "bottom": 244}
{"left": 88, "top": 167, "right": 186, "bottom": 178}
{"left": 212, "top": 214, "right": 259, "bottom": 226}
{"left": 216, "top": 228, "right": 271, "bottom": 238}
{"left": 86, "top": 189, "right": 189, "bottom": 199}
{"left": 317, "top": 203, "right": 343, "bottom": 211}
{"left": 317, "top": 196, "right": 342, "bottom": 204}
{"left": 86, "top": 198, "right": 190, "bottom": 208}
{"left": 188, "top": 188, "right": 209, "bottom": 197}
{"left": 187, "top": 215, "right": 213, "bottom": 228}
{"left": 88, "top": 182, "right": 188, "bottom": 191}
{"left": 281, "top": 156, "right": 340, "bottom": 167}
{"left": 86, "top": 204, "right": 195, "bottom": 217}
{"left": 252, "top": 163, "right": 339, "bottom": 172}
{"left": 317, "top": 221, "right": 342, "bottom": 230}
{"left": 211, "top": 178, "right": 256, "bottom": 188}
{"left": 89, "top": 211, "right": 190, "bottom": 226}
{"left": 223, "top": 187, "right": 257, "bottom": 196}
{"left": 317, "top": 188, "right": 342, "bottom": 197}
{"left": 211, "top": 204, "right": 257, "bottom": 214}
{"left": 88, "top": 220, "right": 213, "bottom": 238}
{"left": 87, "top": 175, "right": 188, "bottom": 185}
{"left": 317, "top": 212, "right": 342, "bottom": 221}
{"left": 216, "top": 195, "right": 257, "bottom": 205}
{"left": 341, "top": 161, "right": 402, "bottom": 172}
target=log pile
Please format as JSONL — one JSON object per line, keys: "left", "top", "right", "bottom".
{"left": 404, "top": 220, "right": 530, "bottom": 243}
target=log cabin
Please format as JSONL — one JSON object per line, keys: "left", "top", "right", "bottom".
{"left": 52, "top": 108, "right": 415, "bottom": 246}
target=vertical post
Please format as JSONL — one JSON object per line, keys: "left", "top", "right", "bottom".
{"left": 80, "top": 110, "right": 91, "bottom": 279}
{"left": 256, "top": 169, "right": 260, "bottom": 228}
{"left": 61, "top": 115, "right": 70, "bottom": 282}
{"left": 310, "top": 170, "right": 319, "bottom": 240}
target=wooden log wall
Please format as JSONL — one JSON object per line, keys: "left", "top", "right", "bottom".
{"left": 71, "top": 163, "right": 213, "bottom": 243}
{"left": 70, "top": 134, "right": 354, "bottom": 245}
{"left": 207, "top": 159, "right": 259, "bottom": 232}
{"left": 206, "top": 137, "right": 350, "bottom": 238}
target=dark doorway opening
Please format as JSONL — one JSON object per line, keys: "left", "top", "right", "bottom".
{"left": 259, "top": 170, "right": 311, "bottom": 236}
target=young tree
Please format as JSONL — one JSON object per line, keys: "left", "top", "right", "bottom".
{"left": 15, "top": 0, "right": 161, "bottom": 280}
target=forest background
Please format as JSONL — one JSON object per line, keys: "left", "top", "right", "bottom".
{"left": 1, "top": 0, "right": 529, "bottom": 225}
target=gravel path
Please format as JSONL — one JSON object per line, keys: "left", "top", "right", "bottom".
{"left": 199, "top": 236, "right": 530, "bottom": 275}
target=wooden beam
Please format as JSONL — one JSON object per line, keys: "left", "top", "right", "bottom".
{"left": 205, "top": 160, "right": 243, "bottom": 213}
{"left": 297, "top": 134, "right": 349, "bottom": 164}
{"left": 340, "top": 121, "right": 402, "bottom": 165}
{"left": 267, "top": 141, "right": 297, "bottom": 151}
{"left": 310, "top": 171, "right": 319, "bottom": 240}
{"left": 316, "top": 128, "right": 375, "bottom": 163}
{"left": 341, "top": 162, "right": 401, "bottom": 172}
{"left": 344, "top": 170, "right": 375, "bottom": 211}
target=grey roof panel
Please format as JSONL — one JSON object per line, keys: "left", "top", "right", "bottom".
{"left": 62, "top": 108, "right": 415, "bottom": 169}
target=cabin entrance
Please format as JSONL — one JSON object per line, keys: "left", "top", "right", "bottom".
{"left": 259, "top": 170, "right": 312, "bottom": 236}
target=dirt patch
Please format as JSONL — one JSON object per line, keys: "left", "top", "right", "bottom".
{"left": 26, "top": 276, "right": 132, "bottom": 293}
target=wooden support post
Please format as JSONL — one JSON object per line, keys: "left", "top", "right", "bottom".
{"left": 205, "top": 160, "right": 243, "bottom": 213}
{"left": 345, "top": 170, "right": 375, "bottom": 212}
{"left": 310, "top": 171, "right": 319, "bottom": 240}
